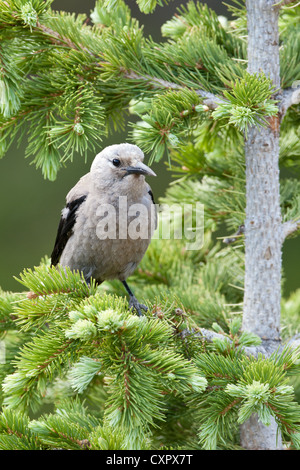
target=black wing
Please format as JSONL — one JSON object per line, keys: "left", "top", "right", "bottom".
{"left": 50, "top": 195, "right": 87, "bottom": 266}
{"left": 148, "top": 189, "right": 157, "bottom": 231}
{"left": 148, "top": 189, "right": 155, "bottom": 204}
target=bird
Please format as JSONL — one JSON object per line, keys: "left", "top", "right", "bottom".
{"left": 50, "top": 143, "right": 157, "bottom": 316}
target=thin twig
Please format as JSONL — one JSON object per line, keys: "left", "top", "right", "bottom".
{"left": 282, "top": 219, "right": 300, "bottom": 241}
{"left": 223, "top": 224, "right": 245, "bottom": 245}
{"left": 36, "top": 21, "right": 94, "bottom": 56}
{"left": 278, "top": 0, "right": 299, "bottom": 7}
{"left": 181, "top": 327, "right": 284, "bottom": 358}
{"left": 34, "top": 21, "right": 224, "bottom": 111}
{"left": 123, "top": 70, "right": 224, "bottom": 110}
{"left": 279, "top": 85, "right": 300, "bottom": 120}
{"left": 275, "top": 0, "right": 300, "bottom": 7}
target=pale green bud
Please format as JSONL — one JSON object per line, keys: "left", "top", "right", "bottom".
{"left": 168, "top": 133, "right": 180, "bottom": 147}
{"left": 129, "top": 98, "right": 151, "bottom": 115}
{"left": 190, "top": 375, "right": 207, "bottom": 393}
{"left": 65, "top": 319, "right": 97, "bottom": 340}
{"left": 20, "top": 2, "right": 38, "bottom": 30}
{"left": 97, "top": 309, "right": 124, "bottom": 333}
{"left": 73, "top": 123, "right": 85, "bottom": 135}
{"left": 167, "top": 373, "right": 176, "bottom": 380}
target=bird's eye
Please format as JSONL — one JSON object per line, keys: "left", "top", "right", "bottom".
{"left": 112, "top": 158, "right": 121, "bottom": 167}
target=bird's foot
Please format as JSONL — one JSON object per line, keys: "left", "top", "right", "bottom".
{"left": 128, "top": 296, "right": 148, "bottom": 317}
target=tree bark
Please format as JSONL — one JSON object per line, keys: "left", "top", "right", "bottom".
{"left": 241, "top": 0, "right": 283, "bottom": 450}
{"left": 240, "top": 414, "right": 281, "bottom": 450}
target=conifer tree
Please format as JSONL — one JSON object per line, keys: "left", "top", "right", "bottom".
{"left": 0, "top": 0, "right": 300, "bottom": 451}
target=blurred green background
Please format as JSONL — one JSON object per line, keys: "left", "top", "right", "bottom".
{"left": 0, "top": 0, "right": 299, "bottom": 297}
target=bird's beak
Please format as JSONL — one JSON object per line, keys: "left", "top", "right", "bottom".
{"left": 124, "top": 162, "right": 156, "bottom": 177}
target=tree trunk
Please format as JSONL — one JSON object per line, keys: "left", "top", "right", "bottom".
{"left": 241, "top": 0, "right": 283, "bottom": 450}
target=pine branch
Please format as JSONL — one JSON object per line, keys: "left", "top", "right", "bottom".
{"left": 29, "top": 399, "right": 99, "bottom": 450}
{"left": 282, "top": 219, "right": 300, "bottom": 240}
{"left": 279, "top": 86, "right": 300, "bottom": 120}
{"left": 195, "top": 348, "right": 300, "bottom": 449}
{"left": 223, "top": 224, "right": 245, "bottom": 244}
{"left": 183, "top": 327, "right": 283, "bottom": 359}
{"left": 123, "top": 70, "right": 223, "bottom": 110}
{"left": 276, "top": 0, "right": 300, "bottom": 6}
{"left": 35, "top": 21, "right": 94, "bottom": 55}
{"left": 0, "top": 408, "right": 42, "bottom": 450}
{"left": 288, "top": 334, "right": 300, "bottom": 350}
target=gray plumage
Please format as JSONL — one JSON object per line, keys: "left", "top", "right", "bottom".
{"left": 51, "top": 143, "right": 156, "bottom": 315}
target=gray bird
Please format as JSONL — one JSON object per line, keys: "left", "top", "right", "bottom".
{"left": 51, "top": 143, "right": 157, "bottom": 315}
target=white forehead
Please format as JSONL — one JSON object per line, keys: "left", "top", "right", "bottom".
{"left": 91, "top": 143, "right": 144, "bottom": 171}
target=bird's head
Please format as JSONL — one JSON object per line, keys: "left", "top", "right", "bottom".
{"left": 90, "top": 143, "right": 156, "bottom": 190}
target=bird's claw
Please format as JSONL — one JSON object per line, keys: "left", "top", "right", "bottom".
{"left": 128, "top": 296, "right": 148, "bottom": 317}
